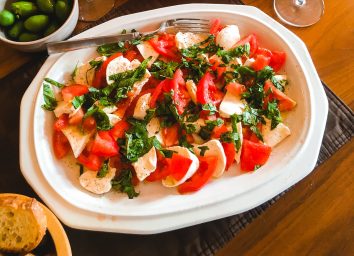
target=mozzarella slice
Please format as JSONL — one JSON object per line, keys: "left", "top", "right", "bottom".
{"left": 234, "top": 122, "right": 243, "bottom": 164}
{"left": 53, "top": 101, "right": 74, "bottom": 117}
{"left": 244, "top": 58, "right": 255, "bottom": 67}
{"left": 133, "top": 93, "right": 151, "bottom": 120}
{"left": 262, "top": 119, "right": 291, "bottom": 147}
{"left": 79, "top": 165, "right": 116, "bottom": 195}
{"left": 274, "top": 75, "right": 287, "bottom": 81}
{"left": 61, "top": 125, "right": 94, "bottom": 158}
{"left": 102, "top": 105, "right": 118, "bottom": 114}
{"left": 191, "top": 134, "right": 205, "bottom": 145}
{"left": 219, "top": 90, "right": 245, "bottom": 118}
{"left": 216, "top": 25, "right": 241, "bottom": 50}
{"left": 185, "top": 118, "right": 205, "bottom": 133}
{"left": 175, "top": 32, "right": 209, "bottom": 49}
{"left": 107, "top": 113, "right": 121, "bottom": 126}
{"left": 162, "top": 146, "right": 199, "bottom": 187}
{"left": 73, "top": 62, "right": 95, "bottom": 86}
{"left": 132, "top": 147, "right": 157, "bottom": 181}
{"left": 147, "top": 117, "right": 163, "bottom": 143}
{"left": 136, "top": 41, "right": 159, "bottom": 67}
{"left": 186, "top": 80, "right": 197, "bottom": 104}
{"left": 194, "top": 139, "right": 226, "bottom": 178}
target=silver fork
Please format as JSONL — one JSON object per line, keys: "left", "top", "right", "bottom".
{"left": 46, "top": 18, "right": 210, "bottom": 55}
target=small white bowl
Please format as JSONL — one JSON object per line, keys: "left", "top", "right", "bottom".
{"left": 0, "top": 0, "right": 78, "bottom": 52}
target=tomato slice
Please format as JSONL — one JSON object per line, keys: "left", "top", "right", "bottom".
{"left": 110, "top": 120, "right": 130, "bottom": 140}
{"left": 61, "top": 84, "right": 89, "bottom": 102}
{"left": 82, "top": 116, "right": 96, "bottom": 132}
{"left": 145, "top": 157, "right": 170, "bottom": 182}
{"left": 252, "top": 54, "right": 271, "bottom": 71}
{"left": 178, "top": 156, "right": 217, "bottom": 194}
{"left": 269, "top": 51, "right": 286, "bottom": 72}
{"left": 54, "top": 114, "right": 68, "bottom": 131}
{"left": 216, "top": 66, "right": 226, "bottom": 81}
{"left": 68, "top": 108, "right": 84, "bottom": 125}
{"left": 240, "top": 139, "right": 271, "bottom": 172}
{"left": 162, "top": 124, "right": 179, "bottom": 147}
{"left": 124, "top": 50, "right": 138, "bottom": 61}
{"left": 148, "top": 34, "right": 179, "bottom": 60}
{"left": 149, "top": 79, "right": 170, "bottom": 108}
{"left": 210, "top": 18, "right": 222, "bottom": 36}
{"left": 196, "top": 72, "right": 218, "bottom": 104}
{"left": 53, "top": 130, "right": 70, "bottom": 159}
{"left": 225, "top": 82, "right": 246, "bottom": 96}
{"left": 92, "top": 52, "right": 123, "bottom": 88}
{"left": 91, "top": 131, "right": 119, "bottom": 157}
{"left": 234, "top": 34, "right": 258, "bottom": 57}
{"left": 264, "top": 80, "right": 296, "bottom": 111}
{"left": 165, "top": 154, "right": 193, "bottom": 181}
{"left": 211, "top": 124, "right": 228, "bottom": 139}
{"left": 77, "top": 150, "right": 104, "bottom": 171}
{"left": 171, "top": 69, "right": 190, "bottom": 114}
{"left": 222, "top": 142, "right": 236, "bottom": 170}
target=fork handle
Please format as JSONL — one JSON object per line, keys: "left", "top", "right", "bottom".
{"left": 46, "top": 32, "right": 141, "bottom": 55}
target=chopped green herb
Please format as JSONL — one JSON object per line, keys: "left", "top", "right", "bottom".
{"left": 152, "top": 138, "right": 175, "bottom": 158}
{"left": 97, "top": 160, "right": 109, "bottom": 178}
{"left": 198, "top": 146, "right": 209, "bottom": 156}
{"left": 144, "top": 108, "right": 156, "bottom": 123}
{"left": 72, "top": 95, "right": 85, "bottom": 109}
{"left": 202, "top": 103, "right": 218, "bottom": 115}
{"left": 220, "top": 114, "right": 241, "bottom": 151}
{"left": 131, "top": 34, "right": 155, "bottom": 46}
{"left": 150, "top": 60, "right": 179, "bottom": 79}
{"left": 181, "top": 123, "right": 197, "bottom": 134}
{"left": 71, "top": 62, "right": 78, "bottom": 80}
{"left": 241, "top": 106, "right": 264, "bottom": 142}
{"left": 41, "top": 83, "right": 57, "bottom": 111}
{"left": 83, "top": 105, "right": 111, "bottom": 131}
{"left": 216, "top": 43, "right": 250, "bottom": 64}
{"left": 111, "top": 169, "right": 139, "bottom": 199}
{"left": 97, "top": 41, "right": 126, "bottom": 56}
{"left": 44, "top": 77, "right": 64, "bottom": 88}
{"left": 199, "top": 118, "right": 224, "bottom": 140}
{"left": 179, "top": 135, "right": 194, "bottom": 153}
{"left": 265, "top": 100, "right": 282, "bottom": 129}
{"left": 89, "top": 59, "right": 103, "bottom": 70}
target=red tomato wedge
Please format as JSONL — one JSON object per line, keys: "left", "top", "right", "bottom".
{"left": 82, "top": 116, "right": 96, "bottom": 132}
{"left": 68, "top": 107, "right": 84, "bottom": 125}
{"left": 269, "top": 51, "right": 286, "bottom": 72}
{"left": 211, "top": 124, "right": 228, "bottom": 139}
{"left": 234, "top": 34, "right": 258, "bottom": 57}
{"left": 53, "top": 130, "right": 70, "bottom": 159}
{"left": 124, "top": 50, "right": 138, "bottom": 61}
{"left": 210, "top": 18, "right": 222, "bottom": 36}
{"left": 264, "top": 80, "right": 296, "bottom": 111}
{"left": 178, "top": 156, "right": 217, "bottom": 194}
{"left": 61, "top": 84, "right": 89, "bottom": 102}
{"left": 216, "top": 66, "right": 226, "bottom": 81}
{"left": 77, "top": 150, "right": 104, "bottom": 171}
{"left": 196, "top": 72, "right": 218, "bottom": 104}
{"left": 149, "top": 79, "right": 170, "bottom": 108}
{"left": 54, "top": 114, "right": 68, "bottom": 131}
{"left": 226, "top": 82, "right": 246, "bottom": 96}
{"left": 165, "top": 154, "right": 193, "bottom": 181}
{"left": 91, "top": 131, "right": 119, "bottom": 157}
{"left": 110, "top": 120, "right": 130, "bottom": 140}
{"left": 148, "top": 34, "right": 178, "bottom": 60}
{"left": 171, "top": 69, "right": 190, "bottom": 114}
{"left": 240, "top": 139, "right": 271, "bottom": 172}
{"left": 92, "top": 52, "right": 123, "bottom": 88}
{"left": 252, "top": 54, "right": 271, "bottom": 71}
{"left": 255, "top": 47, "right": 272, "bottom": 58}
{"left": 162, "top": 124, "right": 179, "bottom": 147}
{"left": 145, "top": 157, "right": 170, "bottom": 182}
{"left": 222, "top": 142, "right": 236, "bottom": 170}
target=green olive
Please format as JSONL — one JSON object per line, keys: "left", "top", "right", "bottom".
{"left": 24, "top": 14, "right": 49, "bottom": 32}
{"left": 11, "top": 1, "right": 38, "bottom": 17}
{"left": 36, "top": 0, "right": 54, "bottom": 14}
{"left": 43, "top": 20, "right": 59, "bottom": 37}
{"left": 55, "top": 1, "right": 69, "bottom": 21}
{"left": 0, "top": 10, "right": 15, "bottom": 27}
{"left": 18, "top": 32, "right": 39, "bottom": 42}
{"left": 8, "top": 21, "right": 24, "bottom": 39}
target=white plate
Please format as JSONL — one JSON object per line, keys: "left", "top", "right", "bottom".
{"left": 20, "top": 4, "right": 327, "bottom": 233}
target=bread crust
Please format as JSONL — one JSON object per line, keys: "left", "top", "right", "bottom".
{"left": 0, "top": 194, "right": 47, "bottom": 253}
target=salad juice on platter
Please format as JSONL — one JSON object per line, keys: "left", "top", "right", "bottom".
{"left": 41, "top": 19, "right": 296, "bottom": 198}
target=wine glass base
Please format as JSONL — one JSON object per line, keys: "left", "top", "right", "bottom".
{"left": 274, "top": 0, "right": 325, "bottom": 27}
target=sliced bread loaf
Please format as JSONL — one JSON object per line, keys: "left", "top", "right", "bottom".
{"left": 0, "top": 194, "right": 47, "bottom": 253}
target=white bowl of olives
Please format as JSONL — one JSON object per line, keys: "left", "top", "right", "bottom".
{"left": 0, "top": 0, "right": 78, "bottom": 52}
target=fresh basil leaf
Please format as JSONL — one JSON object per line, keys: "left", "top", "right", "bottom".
{"left": 72, "top": 95, "right": 85, "bottom": 109}
{"left": 44, "top": 77, "right": 64, "bottom": 88}
{"left": 144, "top": 108, "right": 156, "bottom": 123}
{"left": 198, "top": 146, "right": 209, "bottom": 156}
{"left": 89, "top": 59, "right": 103, "bottom": 70}
{"left": 271, "top": 76, "right": 286, "bottom": 92}
{"left": 265, "top": 100, "right": 282, "bottom": 129}
{"left": 150, "top": 60, "right": 179, "bottom": 79}
{"left": 199, "top": 118, "right": 224, "bottom": 140}
{"left": 202, "top": 103, "right": 218, "bottom": 115}
{"left": 83, "top": 105, "right": 111, "bottom": 130}
{"left": 152, "top": 137, "right": 175, "bottom": 158}
{"left": 111, "top": 169, "right": 139, "bottom": 199}
{"left": 217, "top": 43, "right": 250, "bottom": 64}
{"left": 97, "top": 160, "right": 109, "bottom": 178}
{"left": 97, "top": 41, "right": 126, "bottom": 56}
{"left": 41, "top": 83, "right": 57, "bottom": 111}
{"left": 181, "top": 123, "right": 196, "bottom": 134}
{"left": 179, "top": 135, "right": 194, "bottom": 153}
{"left": 250, "top": 125, "right": 264, "bottom": 142}
{"left": 131, "top": 34, "right": 154, "bottom": 46}
{"left": 220, "top": 114, "right": 241, "bottom": 151}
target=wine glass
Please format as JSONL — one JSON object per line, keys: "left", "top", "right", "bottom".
{"left": 78, "top": 0, "right": 116, "bottom": 22}
{"left": 274, "top": 0, "right": 325, "bottom": 27}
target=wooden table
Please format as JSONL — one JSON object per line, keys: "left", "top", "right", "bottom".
{"left": 0, "top": 0, "right": 353, "bottom": 255}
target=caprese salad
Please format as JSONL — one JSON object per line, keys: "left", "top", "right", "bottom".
{"left": 41, "top": 19, "right": 296, "bottom": 198}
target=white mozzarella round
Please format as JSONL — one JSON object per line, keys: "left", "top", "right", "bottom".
{"left": 73, "top": 62, "right": 95, "bottom": 86}
{"left": 79, "top": 166, "right": 116, "bottom": 195}
{"left": 147, "top": 117, "right": 163, "bottom": 144}
{"left": 175, "top": 32, "right": 209, "bottom": 49}
{"left": 132, "top": 147, "right": 157, "bottom": 181}
{"left": 219, "top": 90, "right": 245, "bottom": 118}
{"left": 106, "top": 56, "right": 132, "bottom": 85}
{"left": 194, "top": 139, "right": 227, "bottom": 178}
{"left": 186, "top": 80, "right": 197, "bottom": 104}
{"left": 262, "top": 118, "right": 291, "bottom": 147}
{"left": 61, "top": 125, "right": 94, "bottom": 158}
{"left": 162, "top": 146, "right": 200, "bottom": 187}
{"left": 216, "top": 25, "right": 241, "bottom": 50}
{"left": 136, "top": 41, "right": 159, "bottom": 67}
{"left": 133, "top": 93, "right": 151, "bottom": 120}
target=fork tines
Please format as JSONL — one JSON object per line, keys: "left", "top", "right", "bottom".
{"left": 172, "top": 18, "right": 210, "bottom": 33}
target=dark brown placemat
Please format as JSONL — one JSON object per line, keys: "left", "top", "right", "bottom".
{"left": 0, "top": 1, "right": 353, "bottom": 256}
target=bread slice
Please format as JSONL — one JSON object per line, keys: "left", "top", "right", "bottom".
{"left": 0, "top": 194, "right": 47, "bottom": 253}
